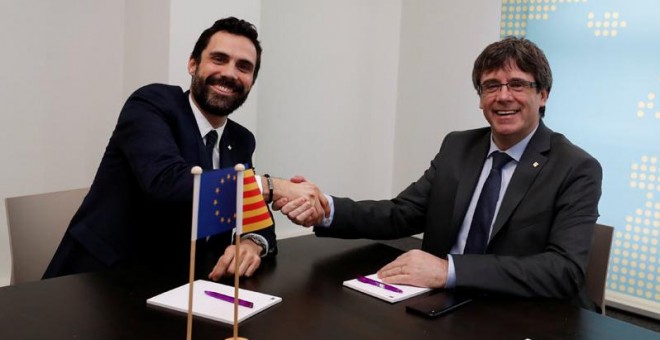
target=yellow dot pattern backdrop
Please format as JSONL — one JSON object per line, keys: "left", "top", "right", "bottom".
{"left": 587, "top": 11, "right": 627, "bottom": 37}
{"left": 500, "top": 0, "right": 588, "bottom": 38}
{"left": 636, "top": 92, "right": 660, "bottom": 119}
{"left": 500, "top": 0, "right": 660, "bottom": 310}
{"left": 614, "top": 155, "right": 660, "bottom": 300}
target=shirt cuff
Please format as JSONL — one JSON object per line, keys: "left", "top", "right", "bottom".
{"left": 446, "top": 254, "right": 456, "bottom": 288}
{"left": 318, "top": 194, "right": 335, "bottom": 227}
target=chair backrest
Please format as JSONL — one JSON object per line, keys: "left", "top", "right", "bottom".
{"left": 585, "top": 223, "right": 614, "bottom": 314}
{"left": 5, "top": 188, "right": 89, "bottom": 285}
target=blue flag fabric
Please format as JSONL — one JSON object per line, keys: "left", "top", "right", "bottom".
{"left": 196, "top": 167, "right": 238, "bottom": 239}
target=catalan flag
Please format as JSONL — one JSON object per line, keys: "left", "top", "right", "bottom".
{"left": 191, "top": 166, "right": 272, "bottom": 240}
{"left": 238, "top": 168, "right": 273, "bottom": 235}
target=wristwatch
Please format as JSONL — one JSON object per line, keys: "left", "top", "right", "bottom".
{"left": 263, "top": 174, "right": 274, "bottom": 204}
{"left": 241, "top": 234, "right": 268, "bottom": 257}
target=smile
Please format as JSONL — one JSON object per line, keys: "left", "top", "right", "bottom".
{"left": 211, "top": 84, "right": 236, "bottom": 95}
{"left": 495, "top": 110, "right": 518, "bottom": 116}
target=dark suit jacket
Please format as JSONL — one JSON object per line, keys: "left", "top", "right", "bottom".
{"left": 316, "top": 121, "right": 601, "bottom": 308}
{"left": 44, "top": 84, "right": 276, "bottom": 281}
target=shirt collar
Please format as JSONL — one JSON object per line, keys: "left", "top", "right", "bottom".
{"left": 488, "top": 124, "right": 539, "bottom": 162}
{"left": 189, "top": 94, "right": 226, "bottom": 140}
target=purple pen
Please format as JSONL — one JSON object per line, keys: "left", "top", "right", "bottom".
{"left": 204, "top": 290, "right": 254, "bottom": 308}
{"left": 356, "top": 275, "right": 403, "bottom": 293}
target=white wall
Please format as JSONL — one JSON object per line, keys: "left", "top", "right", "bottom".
{"left": 256, "top": 0, "right": 404, "bottom": 238}
{"left": 123, "top": 0, "right": 171, "bottom": 97}
{"left": 0, "top": 0, "right": 128, "bottom": 285}
{"left": 0, "top": 0, "right": 502, "bottom": 285}
{"left": 393, "top": 0, "right": 502, "bottom": 193}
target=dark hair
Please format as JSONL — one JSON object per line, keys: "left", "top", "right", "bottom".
{"left": 472, "top": 36, "right": 552, "bottom": 117}
{"left": 190, "top": 17, "right": 263, "bottom": 83}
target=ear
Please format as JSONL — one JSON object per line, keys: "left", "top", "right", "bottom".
{"left": 187, "top": 58, "right": 197, "bottom": 76}
{"left": 539, "top": 89, "right": 549, "bottom": 106}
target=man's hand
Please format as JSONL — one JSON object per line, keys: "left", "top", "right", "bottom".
{"left": 276, "top": 196, "right": 323, "bottom": 227}
{"left": 271, "top": 176, "right": 329, "bottom": 227}
{"left": 376, "top": 249, "right": 448, "bottom": 288}
{"left": 208, "top": 239, "right": 263, "bottom": 281}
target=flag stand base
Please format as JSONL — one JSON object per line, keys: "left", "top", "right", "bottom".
{"left": 225, "top": 337, "right": 248, "bottom": 340}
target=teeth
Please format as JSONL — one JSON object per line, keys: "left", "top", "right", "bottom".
{"left": 497, "top": 110, "right": 516, "bottom": 115}
{"left": 215, "top": 85, "right": 233, "bottom": 93}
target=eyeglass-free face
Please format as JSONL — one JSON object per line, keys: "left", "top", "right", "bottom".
{"left": 478, "top": 63, "right": 548, "bottom": 150}
{"left": 188, "top": 31, "right": 257, "bottom": 126}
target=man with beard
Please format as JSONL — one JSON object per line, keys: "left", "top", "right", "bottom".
{"left": 44, "top": 17, "right": 326, "bottom": 282}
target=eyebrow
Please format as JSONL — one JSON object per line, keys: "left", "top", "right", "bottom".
{"left": 481, "top": 77, "right": 530, "bottom": 84}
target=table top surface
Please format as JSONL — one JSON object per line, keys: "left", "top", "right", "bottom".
{"left": 1, "top": 235, "right": 658, "bottom": 340}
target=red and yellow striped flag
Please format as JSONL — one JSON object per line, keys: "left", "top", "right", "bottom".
{"left": 238, "top": 169, "right": 273, "bottom": 234}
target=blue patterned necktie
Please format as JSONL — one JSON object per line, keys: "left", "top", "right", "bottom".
{"left": 464, "top": 151, "right": 513, "bottom": 254}
{"left": 205, "top": 130, "right": 218, "bottom": 169}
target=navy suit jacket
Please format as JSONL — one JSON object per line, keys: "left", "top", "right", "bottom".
{"left": 316, "top": 122, "right": 601, "bottom": 309}
{"left": 45, "top": 84, "right": 276, "bottom": 280}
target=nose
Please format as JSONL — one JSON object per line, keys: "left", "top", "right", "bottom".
{"left": 495, "top": 84, "right": 514, "bottom": 101}
{"left": 219, "top": 62, "right": 239, "bottom": 80}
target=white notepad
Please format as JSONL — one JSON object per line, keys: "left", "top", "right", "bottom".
{"left": 147, "top": 280, "right": 282, "bottom": 325}
{"left": 343, "top": 274, "right": 431, "bottom": 303}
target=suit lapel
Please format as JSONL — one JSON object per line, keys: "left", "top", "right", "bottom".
{"left": 180, "top": 90, "right": 213, "bottom": 170}
{"left": 450, "top": 133, "right": 491, "bottom": 232}
{"left": 490, "top": 122, "right": 552, "bottom": 239}
{"left": 219, "top": 122, "right": 236, "bottom": 168}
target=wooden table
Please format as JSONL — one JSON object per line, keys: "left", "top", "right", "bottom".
{"left": 1, "top": 235, "right": 657, "bottom": 339}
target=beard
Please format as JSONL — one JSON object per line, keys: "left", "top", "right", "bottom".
{"left": 190, "top": 73, "right": 250, "bottom": 117}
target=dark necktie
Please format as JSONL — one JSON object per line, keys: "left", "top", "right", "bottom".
{"left": 205, "top": 130, "right": 218, "bottom": 169}
{"left": 464, "top": 151, "right": 513, "bottom": 254}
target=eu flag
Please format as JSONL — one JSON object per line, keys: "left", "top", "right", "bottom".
{"left": 196, "top": 167, "right": 238, "bottom": 239}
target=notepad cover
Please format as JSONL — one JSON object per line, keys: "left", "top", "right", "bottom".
{"left": 343, "top": 273, "right": 431, "bottom": 303}
{"left": 147, "top": 280, "right": 282, "bottom": 324}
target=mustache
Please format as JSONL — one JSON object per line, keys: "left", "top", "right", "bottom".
{"left": 206, "top": 76, "right": 244, "bottom": 93}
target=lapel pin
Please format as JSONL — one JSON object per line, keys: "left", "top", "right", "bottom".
{"left": 533, "top": 161, "right": 539, "bottom": 168}
{"left": 227, "top": 145, "right": 232, "bottom": 150}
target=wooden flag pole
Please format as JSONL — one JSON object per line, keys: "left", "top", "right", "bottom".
{"left": 230, "top": 233, "right": 245, "bottom": 340}
{"left": 187, "top": 166, "right": 203, "bottom": 340}
{"left": 227, "top": 164, "right": 247, "bottom": 340}
{"left": 186, "top": 240, "right": 196, "bottom": 340}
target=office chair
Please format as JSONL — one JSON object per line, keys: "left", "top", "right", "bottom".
{"left": 5, "top": 187, "right": 88, "bottom": 285}
{"left": 585, "top": 223, "right": 614, "bottom": 314}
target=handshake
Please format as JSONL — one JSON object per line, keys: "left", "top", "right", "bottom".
{"left": 266, "top": 175, "right": 329, "bottom": 227}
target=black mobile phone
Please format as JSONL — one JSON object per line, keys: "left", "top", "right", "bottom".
{"left": 405, "top": 292, "right": 472, "bottom": 318}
